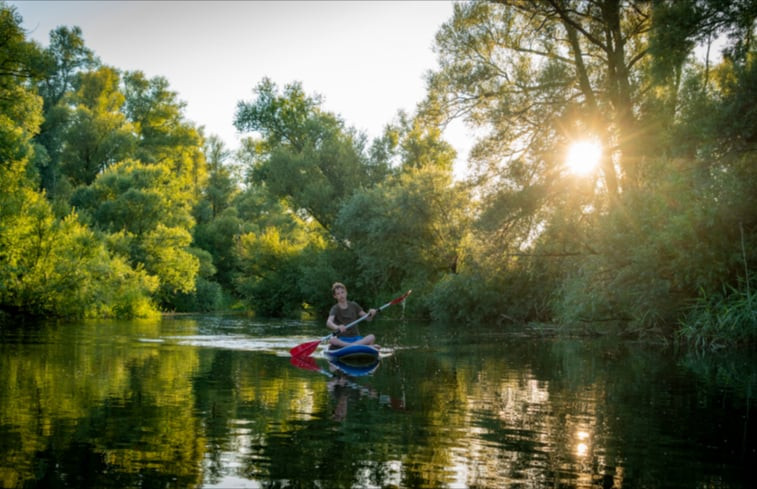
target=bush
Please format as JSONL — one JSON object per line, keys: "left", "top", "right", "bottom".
{"left": 679, "top": 281, "right": 757, "bottom": 351}
{"left": 171, "top": 278, "right": 227, "bottom": 313}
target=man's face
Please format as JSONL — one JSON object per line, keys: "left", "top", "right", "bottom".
{"left": 333, "top": 287, "right": 347, "bottom": 301}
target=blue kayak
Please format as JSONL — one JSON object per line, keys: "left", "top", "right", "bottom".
{"left": 324, "top": 344, "right": 379, "bottom": 364}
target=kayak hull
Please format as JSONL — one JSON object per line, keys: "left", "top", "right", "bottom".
{"left": 324, "top": 344, "right": 379, "bottom": 365}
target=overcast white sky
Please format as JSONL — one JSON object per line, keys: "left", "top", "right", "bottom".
{"left": 11, "top": 0, "right": 470, "bottom": 171}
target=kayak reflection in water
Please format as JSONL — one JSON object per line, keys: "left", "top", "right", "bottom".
{"left": 326, "top": 282, "right": 379, "bottom": 350}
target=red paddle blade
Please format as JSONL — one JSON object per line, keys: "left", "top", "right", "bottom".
{"left": 389, "top": 289, "right": 412, "bottom": 305}
{"left": 289, "top": 339, "right": 321, "bottom": 357}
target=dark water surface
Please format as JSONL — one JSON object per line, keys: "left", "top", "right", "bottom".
{"left": 1, "top": 315, "right": 755, "bottom": 488}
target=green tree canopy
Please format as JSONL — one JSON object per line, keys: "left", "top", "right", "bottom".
{"left": 122, "top": 70, "right": 207, "bottom": 197}
{"left": 60, "top": 66, "right": 135, "bottom": 186}
{"left": 32, "top": 25, "right": 98, "bottom": 199}
{"left": 335, "top": 117, "right": 469, "bottom": 302}
{"left": 234, "top": 78, "right": 374, "bottom": 234}
{"left": 0, "top": 5, "right": 158, "bottom": 318}
{"left": 72, "top": 159, "right": 199, "bottom": 305}
{"left": 425, "top": 0, "right": 658, "bottom": 201}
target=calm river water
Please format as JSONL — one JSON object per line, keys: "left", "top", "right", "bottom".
{"left": 1, "top": 315, "right": 755, "bottom": 488}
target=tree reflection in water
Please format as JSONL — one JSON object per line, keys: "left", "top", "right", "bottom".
{"left": 0, "top": 316, "right": 755, "bottom": 488}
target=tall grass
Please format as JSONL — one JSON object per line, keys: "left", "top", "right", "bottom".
{"left": 679, "top": 223, "right": 756, "bottom": 350}
{"left": 679, "top": 283, "right": 757, "bottom": 350}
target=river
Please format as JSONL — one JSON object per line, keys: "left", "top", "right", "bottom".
{"left": 0, "top": 314, "right": 755, "bottom": 488}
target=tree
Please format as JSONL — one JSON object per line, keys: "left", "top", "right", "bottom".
{"left": 335, "top": 118, "right": 470, "bottom": 304}
{"left": 187, "top": 135, "right": 242, "bottom": 295}
{"left": 37, "top": 26, "right": 98, "bottom": 108}
{"left": 32, "top": 25, "right": 98, "bottom": 199}
{"left": 234, "top": 78, "right": 373, "bottom": 234}
{"left": 60, "top": 66, "right": 135, "bottom": 186}
{"left": 425, "top": 1, "right": 657, "bottom": 202}
{"left": 200, "top": 134, "right": 237, "bottom": 219}
{"left": 418, "top": 0, "right": 757, "bottom": 337}
{"left": 122, "top": 70, "right": 207, "bottom": 196}
{"left": 72, "top": 159, "right": 199, "bottom": 307}
{"left": 0, "top": 5, "right": 157, "bottom": 318}
{"left": 234, "top": 224, "right": 321, "bottom": 318}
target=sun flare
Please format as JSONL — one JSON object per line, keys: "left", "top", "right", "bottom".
{"left": 565, "top": 141, "right": 602, "bottom": 175}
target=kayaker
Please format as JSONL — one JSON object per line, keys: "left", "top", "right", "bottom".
{"left": 326, "top": 282, "right": 378, "bottom": 350}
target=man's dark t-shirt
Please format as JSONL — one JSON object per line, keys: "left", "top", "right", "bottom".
{"left": 329, "top": 301, "right": 363, "bottom": 338}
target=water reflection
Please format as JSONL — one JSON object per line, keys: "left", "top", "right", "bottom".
{"left": 0, "top": 316, "right": 755, "bottom": 488}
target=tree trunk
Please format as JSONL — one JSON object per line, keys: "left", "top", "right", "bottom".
{"left": 564, "top": 20, "right": 620, "bottom": 200}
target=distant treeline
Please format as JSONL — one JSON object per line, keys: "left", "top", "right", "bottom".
{"left": 1, "top": 2, "right": 755, "bottom": 349}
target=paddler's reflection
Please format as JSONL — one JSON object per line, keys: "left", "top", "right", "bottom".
{"left": 326, "top": 366, "right": 379, "bottom": 422}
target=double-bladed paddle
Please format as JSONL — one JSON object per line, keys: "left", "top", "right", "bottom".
{"left": 289, "top": 290, "right": 412, "bottom": 357}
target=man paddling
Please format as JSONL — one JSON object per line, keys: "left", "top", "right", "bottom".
{"left": 326, "top": 282, "right": 379, "bottom": 350}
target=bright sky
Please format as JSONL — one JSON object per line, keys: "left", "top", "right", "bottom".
{"left": 11, "top": 0, "right": 470, "bottom": 172}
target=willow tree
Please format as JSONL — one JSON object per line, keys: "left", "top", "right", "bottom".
{"left": 335, "top": 116, "right": 470, "bottom": 304}
{"left": 420, "top": 1, "right": 656, "bottom": 324}
{"left": 33, "top": 25, "right": 99, "bottom": 200}
{"left": 0, "top": 6, "right": 157, "bottom": 318}
{"left": 60, "top": 66, "right": 135, "bottom": 186}
{"left": 70, "top": 158, "right": 200, "bottom": 307}
{"left": 424, "top": 0, "right": 757, "bottom": 334}
{"left": 425, "top": 1, "right": 655, "bottom": 208}
{"left": 122, "top": 71, "right": 207, "bottom": 197}
{"left": 425, "top": 1, "right": 643, "bottom": 326}
{"left": 234, "top": 78, "right": 378, "bottom": 236}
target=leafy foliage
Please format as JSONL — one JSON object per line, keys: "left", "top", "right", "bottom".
{"left": 336, "top": 163, "right": 468, "bottom": 304}
{"left": 680, "top": 281, "right": 757, "bottom": 351}
{"left": 234, "top": 79, "right": 373, "bottom": 233}
{"left": 1, "top": 1, "right": 755, "bottom": 349}
{"left": 0, "top": 5, "right": 199, "bottom": 317}
{"left": 417, "top": 0, "right": 757, "bottom": 346}
{"left": 60, "top": 66, "right": 135, "bottom": 186}
{"left": 234, "top": 226, "right": 315, "bottom": 318}
{"left": 72, "top": 159, "right": 199, "bottom": 307}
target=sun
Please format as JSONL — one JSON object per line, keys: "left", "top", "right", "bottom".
{"left": 565, "top": 141, "right": 602, "bottom": 175}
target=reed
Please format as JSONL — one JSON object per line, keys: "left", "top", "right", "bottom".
{"left": 679, "top": 223, "right": 756, "bottom": 350}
